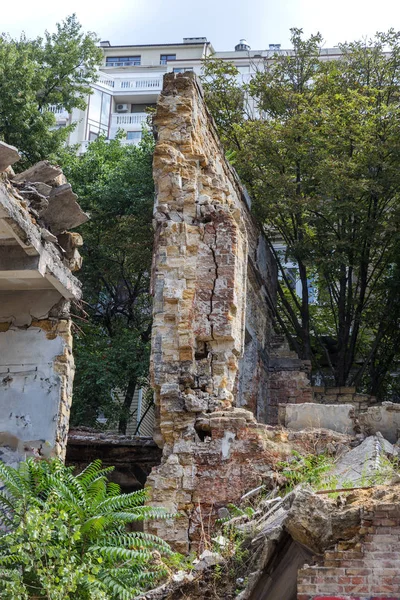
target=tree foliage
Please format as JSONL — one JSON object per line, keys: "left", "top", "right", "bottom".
{"left": 0, "top": 458, "right": 172, "bottom": 599}
{"left": 0, "top": 15, "right": 102, "bottom": 167}
{"left": 203, "top": 29, "right": 400, "bottom": 394}
{"left": 60, "top": 133, "right": 155, "bottom": 432}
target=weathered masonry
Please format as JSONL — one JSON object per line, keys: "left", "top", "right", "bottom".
{"left": 0, "top": 142, "right": 86, "bottom": 463}
{"left": 146, "top": 72, "right": 312, "bottom": 551}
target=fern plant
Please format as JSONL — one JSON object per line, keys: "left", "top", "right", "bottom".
{"left": 0, "top": 458, "right": 173, "bottom": 600}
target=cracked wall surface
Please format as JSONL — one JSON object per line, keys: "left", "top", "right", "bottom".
{"left": 0, "top": 142, "right": 86, "bottom": 463}
{"left": 147, "top": 72, "right": 312, "bottom": 551}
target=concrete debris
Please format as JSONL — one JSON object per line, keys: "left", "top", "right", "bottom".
{"left": 0, "top": 141, "right": 20, "bottom": 172}
{"left": 18, "top": 186, "right": 49, "bottom": 213}
{"left": 358, "top": 402, "right": 400, "bottom": 443}
{"left": 41, "top": 184, "right": 89, "bottom": 234}
{"left": 330, "top": 433, "right": 398, "bottom": 487}
{"left": 241, "top": 485, "right": 266, "bottom": 501}
{"left": 57, "top": 232, "right": 84, "bottom": 271}
{"left": 40, "top": 228, "right": 58, "bottom": 243}
{"left": 281, "top": 400, "right": 400, "bottom": 445}
{"left": 31, "top": 182, "right": 52, "bottom": 196}
{"left": 193, "top": 550, "right": 224, "bottom": 571}
{"left": 12, "top": 160, "right": 62, "bottom": 184}
{"left": 0, "top": 149, "right": 86, "bottom": 464}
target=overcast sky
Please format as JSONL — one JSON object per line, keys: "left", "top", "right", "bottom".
{"left": 1, "top": 0, "right": 400, "bottom": 50}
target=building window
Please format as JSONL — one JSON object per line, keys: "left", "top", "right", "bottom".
{"left": 173, "top": 67, "right": 194, "bottom": 73}
{"left": 106, "top": 56, "right": 141, "bottom": 67}
{"left": 89, "top": 131, "right": 98, "bottom": 141}
{"left": 126, "top": 131, "right": 142, "bottom": 141}
{"left": 86, "top": 89, "right": 111, "bottom": 140}
{"left": 160, "top": 54, "right": 176, "bottom": 64}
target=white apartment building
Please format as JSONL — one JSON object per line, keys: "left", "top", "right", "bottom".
{"left": 55, "top": 37, "right": 212, "bottom": 152}
{"left": 53, "top": 37, "right": 341, "bottom": 152}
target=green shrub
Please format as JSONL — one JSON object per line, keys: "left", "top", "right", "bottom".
{"left": 277, "top": 450, "right": 334, "bottom": 493}
{"left": 0, "top": 458, "right": 172, "bottom": 599}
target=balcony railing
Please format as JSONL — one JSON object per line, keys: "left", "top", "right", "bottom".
{"left": 104, "top": 60, "right": 172, "bottom": 67}
{"left": 97, "top": 77, "right": 115, "bottom": 89}
{"left": 111, "top": 113, "right": 148, "bottom": 127}
{"left": 47, "top": 105, "right": 70, "bottom": 120}
{"left": 105, "top": 60, "right": 141, "bottom": 67}
{"left": 114, "top": 77, "right": 162, "bottom": 91}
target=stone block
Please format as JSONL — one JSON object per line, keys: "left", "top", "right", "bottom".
{"left": 278, "top": 403, "right": 356, "bottom": 435}
{"left": 41, "top": 184, "right": 89, "bottom": 234}
{"left": 358, "top": 403, "right": 400, "bottom": 443}
{"left": 0, "top": 141, "right": 20, "bottom": 172}
{"left": 13, "top": 160, "right": 62, "bottom": 184}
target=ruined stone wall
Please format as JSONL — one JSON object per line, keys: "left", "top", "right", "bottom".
{"left": 268, "top": 337, "right": 313, "bottom": 424}
{"left": 0, "top": 144, "right": 86, "bottom": 463}
{"left": 150, "top": 72, "right": 279, "bottom": 435}
{"left": 298, "top": 503, "right": 400, "bottom": 599}
{"left": 313, "top": 386, "right": 376, "bottom": 414}
{"left": 147, "top": 72, "right": 312, "bottom": 551}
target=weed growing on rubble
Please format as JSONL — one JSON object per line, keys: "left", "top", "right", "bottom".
{"left": 359, "top": 452, "right": 400, "bottom": 486}
{"left": 277, "top": 450, "right": 334, "bottom": 493}
{"left": 209, "top": 528, "right": 251, "bottom": 600}
{"left": 0, "top": 458, "right": 173, "bottom": 600}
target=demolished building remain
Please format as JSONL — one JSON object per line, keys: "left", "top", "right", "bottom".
{"left": 146, "top": 71, "right": 313, "bottom": 552}
{"left": 145, "top": 71, "right": 400, "bottom": 599}
{"left": 2, "top": 71, "right": 400, "bottom": 600}
{"left": 0, "top": 142, "right": 87, "bottom": 463}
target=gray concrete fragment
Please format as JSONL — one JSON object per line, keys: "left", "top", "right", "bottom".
{"left": 40, "top": 184, "right": 89, "bottom": 234}
{"left": 358, "top": 402, "right": 400, "bottom": 443}
{"left": 12, "top": 161, "right": 62, "bottom": 184}
{"left": 194, "top": 550, "right": 223, "bottom": 571}
{"left": 331, "top": 434, "right": 396, "bottom": 487}
{"left": 285, "top": 486, "right": 360, "bottom": 554}
{"left": 31, "top": 182, "right": 52, "bottom": 196}
{"left": 18, "top": 187, "right": 49, "bottom": 213}
{"left": 278, "top": 403, "right": 355, "bottom": 435}
{"left": 0, "top": 141, "right": 20, "bottom": 172}
{"left": 40, "top": 228, "right": 58, "bottom": 243}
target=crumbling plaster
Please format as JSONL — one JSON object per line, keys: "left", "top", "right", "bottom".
{"left": 0, "top": 142, "right": 86, "bottom": 462}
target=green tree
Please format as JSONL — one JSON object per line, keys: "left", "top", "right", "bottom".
{"left": 203, "top": 29, "right": 400, "bottom": 394}
{"left": 0, "top": 458, "right": 172, "bottom": 599}
{"left": 60, "top": 133, "right": 155, "bottom": 432}
{"left": 0, "top": 15, "right": 102, "bottom": 167}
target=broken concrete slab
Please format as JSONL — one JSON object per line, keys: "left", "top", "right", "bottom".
{"left": 31, "top": 182, "right": 52, "bottom": 197}
{"left": 12, "top": 160, "right": 62, "bottom": 184}
{"left": 40, "top": 184, "right": 89, "bottom": 234}
{"left": 285, "top": 486, "right": 361, "bottom": 554}
{"left": 330, "top": 434, "right": 397, "bottom": 487}
{"left": 358, "top": 402, "right": 400, "bottom": 443}
{"left": 0, "top": 141, "right": 20, "bottom": 172}
{"left": 278, "top": 402, "right": 356, "bottom": 435}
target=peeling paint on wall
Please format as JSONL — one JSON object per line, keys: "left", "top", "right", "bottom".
{"left": 0, "top": 144, "right": 85, "bottom": 464}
